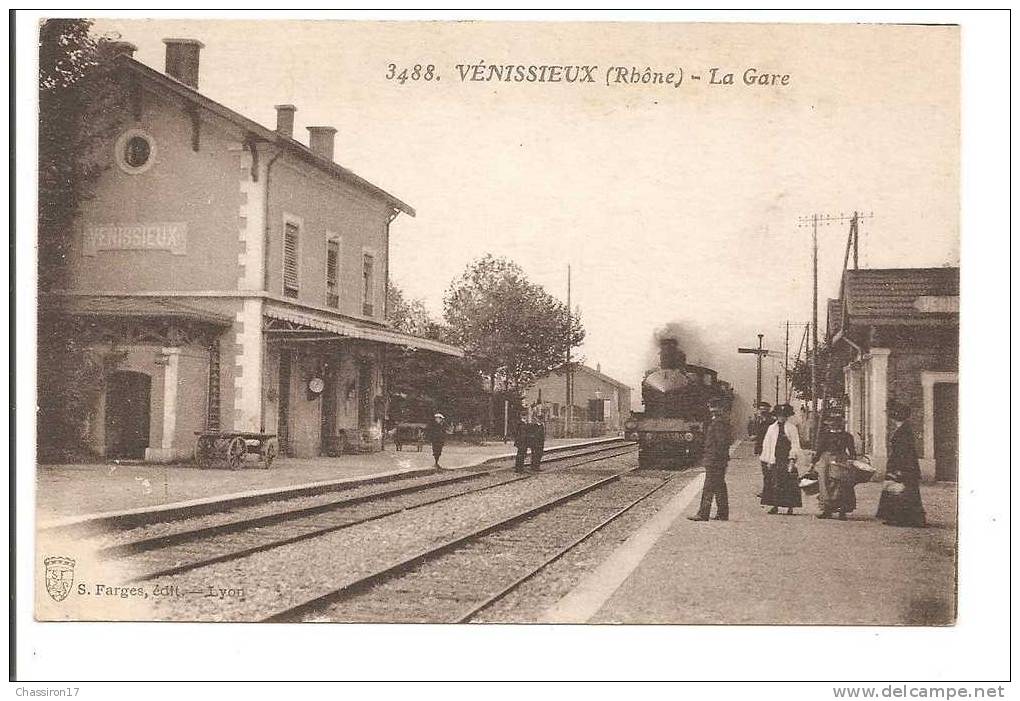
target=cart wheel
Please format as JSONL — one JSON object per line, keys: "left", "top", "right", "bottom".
{"left": 194, "top": 437, "right": 211, "bottom": 469}
{"left": 226, "top": 436, "right": 246, "bottom": 470}
{"left": 261, "top": 438, "right": 278, "bottom": 469}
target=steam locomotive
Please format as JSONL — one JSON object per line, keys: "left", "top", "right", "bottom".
{"left": 627, "top": 338, "right": 734, "bottom": 469}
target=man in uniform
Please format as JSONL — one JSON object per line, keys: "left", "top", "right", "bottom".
{"left": 514, "top": 402, "right": 547, "bottom": 472}
{"left": 688, "top": 398, "right": 732, "bottom": 521}
{"left": 424, "top": 412, "right": 447, "bottom": 467}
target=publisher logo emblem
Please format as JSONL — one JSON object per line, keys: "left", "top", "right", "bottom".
{"left": 44, "top": 556, "right": 75, "bottom": 602}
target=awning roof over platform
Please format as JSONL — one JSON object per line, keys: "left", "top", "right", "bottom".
{"left": 47, "top": 295, "right": 234, "bottom": 326}
{"left": 263, "top": 304, "right": 463, "bottom": 357}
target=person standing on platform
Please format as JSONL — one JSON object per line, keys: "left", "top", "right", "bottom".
{"left": 515, "top": 403, "right": 547, "bottom": 473}
{"left": 877, "top": 401, "right": 927, "bottom": 528}
{"left": 760, "top": 404, "right": 803, "bottom": 515}
{"left": 688, "top": 400, "right": 732, "bottom": 522}
{"left": 812, "top": 414, "right": 857, "bottom": 520}
{"left": 425, "top": 413, "right": 447, "bottom": 467}
{"left": 748, "top": 401, "right": 774, "bottom": 497}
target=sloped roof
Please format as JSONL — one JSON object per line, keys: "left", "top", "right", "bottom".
{"left": 119, "top": 55, "right": 415, "bottom": 217}
{"left": 842, "top": 267, "right": 959, "bottom": 324}
{"left": 48, "top": 295, "right": 233, "bottom": 326}
{"left": 544, "top": 363, "right": 632, "bottom": 391}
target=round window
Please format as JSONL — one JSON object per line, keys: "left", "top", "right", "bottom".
{"left": 114, "top": 129, "right": 157, "bottom": 174}
{"left": 124, "top": 136, "right": 151, "bottom": 168}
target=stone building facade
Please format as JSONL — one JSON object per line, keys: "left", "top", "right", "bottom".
{"left": 828, "top": 268, "right": 959, "bottom": 481}
{"left": 46, "top": 38, "right": 460, "bottom": 462}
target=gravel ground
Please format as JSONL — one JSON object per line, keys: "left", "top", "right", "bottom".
{"left": 113, "top": 470, "right": 525, "bottom": 580}
{"left": 79, "top": 469, "right": 498, "bottom": 551}
{"left": 75, "top": 442, "right": 634, "bottom": 552}
{"left": 473, "top": 470, "right": 694, "bottom": 623}
{"left": 305, "top": 465, "right": 664, "bottom": 623}
{"left": 139, "top": 467, "right": 621, "bottom": 621}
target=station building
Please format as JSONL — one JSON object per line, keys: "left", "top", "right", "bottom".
{"left": 524, "top": 364, "right": 632, "bottom": 435}
{"left": 46, "top": 38, "right": 461, "bottom": 461}
{"left": 827, "top": 267, "right": 959, "bottom": 481}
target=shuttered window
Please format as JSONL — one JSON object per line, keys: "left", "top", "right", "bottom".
{"left": 362, "top": 253, "right": 374, "bottom": 317}
{"left": 283, "top": 222, "right": 299, "bottom": 298}
{"left": 326, "top": 239, "right": 340, "bottom": 308}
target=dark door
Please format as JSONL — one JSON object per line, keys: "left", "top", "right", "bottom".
{"left": 933, "top": 382, "right": 958, "bottom": 481}
{"left": 105, "top": 371, "right": 151, "bottom": 459}
{"left": 358, "top": 363, "right": 373, "bottom": 429}
{"left": 278, "top": 350, "right": 291, "bottom": 456}
{"left": 320, "top": 361, "right": 338, "bottom": 455}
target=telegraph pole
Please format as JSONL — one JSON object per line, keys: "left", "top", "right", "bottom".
{"left": 738, "top": 334, "right": 769, "bottom": 407}
{"left": 565, "top": 264, "right": 572, "bottom": 435}
{"left": 784, "top": 321, "right": 790, "bottom": 401}
{"left": 798, "top": 211, "right": 873, "bottom": 415}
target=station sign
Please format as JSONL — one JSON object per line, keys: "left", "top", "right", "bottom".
{"left": 82, "top": 222, "right": 187, "bottom": 256}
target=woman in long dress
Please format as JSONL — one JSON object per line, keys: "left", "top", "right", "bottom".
{"left": 759, "top": 404, "right": 803, "bottom": 515}
{"left": 812, "top": 417, "right": 857, "bottom": 520}
{"left": 877, "top": 401, "right": 926, "bottom": 527}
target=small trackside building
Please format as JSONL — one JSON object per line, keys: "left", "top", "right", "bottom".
{"left": 524, "top": 364, "right": 633, "bottom": 435}
{"left": 45, "top": 38, "right": 461, "bottom": 462}
{"left": 827, "top": 267, "right": 959, "bottom": 481}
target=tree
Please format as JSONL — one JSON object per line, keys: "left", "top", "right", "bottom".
{"left": 788, "top": 341, "right": 846, "bottom": 404}
{"left": 443, "top": 255, "right": 585, "bottom": 429}
{"left": 385, "top": 282, "right": 489, "bottom": 430}
{"left": 37, "top": 20, "right": 125, "bottom": 458}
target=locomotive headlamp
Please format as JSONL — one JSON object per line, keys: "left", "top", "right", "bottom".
{"left": 684, "top": 432, "right": 695, "bottom": 441}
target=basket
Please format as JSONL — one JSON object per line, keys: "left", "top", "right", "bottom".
{"left": 851, "top": 460, "right": 877, "bottom": 484}
{"left": 799, "top": 477, "right": 820, "bottom": 495}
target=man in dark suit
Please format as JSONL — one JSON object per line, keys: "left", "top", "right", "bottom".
{"left": 514, "top": 403, "right": 547, "bottom": 472}
{"left": 688, "top": 399, "right": 732, "bottom": 521}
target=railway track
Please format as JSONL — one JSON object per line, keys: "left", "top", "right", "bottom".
{"left": 267, "top": 467, "right": 674, "bottom": 623}
{"left": 100, "top": 439, "right": 638, "bottom": 584}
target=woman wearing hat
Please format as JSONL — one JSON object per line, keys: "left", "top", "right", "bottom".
{"left": 812, "top": 414, "right": 857, "bottom": 519}
{"left": 425, "top": 413, "right": 447, "bottom": 468}
{"left": 877, "top": 401, "right": 926, "bottom": 527}
{"left": 759, "top": 404, "right": 804, "bottom": 515}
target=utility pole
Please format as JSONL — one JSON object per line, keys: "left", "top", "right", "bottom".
{"left": 738, "top": 334, "right": 769, "bottom": 407}
{"left": 775, "top": 375, "right": 780, "bottom": 405}
{"left": 798, "top": 211, "right": 873, "bottom": 448}
{"left": 784, "top": 321, "right": 790, "bottom": 402}
{"left": 565, "top": 264, "right": 572, "bottom": 436}
{"left": 798, "top": 211, "right": 873, "bottom": 413}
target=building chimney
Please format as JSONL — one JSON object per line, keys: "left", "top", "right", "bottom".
{"left": 162, "top": 38, "right": 204, "bottom": 89}
{"left": 274, "top": 105, "right": 297, "bottom": 139}
{"left": 103, "top": 40, "right": 137, "bottom": 59}
{"left": 307, "top": 126, "right": 337, "bottom": 161}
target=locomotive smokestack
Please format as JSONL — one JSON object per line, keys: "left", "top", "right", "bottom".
{"left": 659, "top": 338, "right": 686, "bottom": 370}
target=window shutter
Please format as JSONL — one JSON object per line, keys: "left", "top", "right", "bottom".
{"left": 326, "top": 240, "right": 339, "bottom": 308}
{"left": 362, "top": 253, "right": 374, "bottom": 316}
{"left": 283, "top": 223, "right": 299, "bottom": 297}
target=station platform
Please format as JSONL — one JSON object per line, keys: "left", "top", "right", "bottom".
{"left": 543, "top": 441, "right": 958, "bottom": 626}
{"left": 36, "top": 436, "right": 615, "bottom": 524}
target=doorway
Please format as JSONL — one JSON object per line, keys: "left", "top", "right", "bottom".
{"left": 933, "top": 382, "right": 958, "bottom": 481}
{"left": 358, "top": 363, "right": 373, "bottom": 429}
{"left": 320, "top": 361, "right": 339, "bottom": 455}
{"left": 105, "top": 371, "right": 151, "bottom": 459}
{"left": 278, "top": 350, "right": 291, "bottom": 456}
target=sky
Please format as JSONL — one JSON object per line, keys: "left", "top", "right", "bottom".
{"left": 93, "top": 19, "right": 960, "bottom": 413}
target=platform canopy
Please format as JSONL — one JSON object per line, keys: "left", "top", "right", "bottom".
{"left": 263, "top": 303, "right": 463, "bottom": 357}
